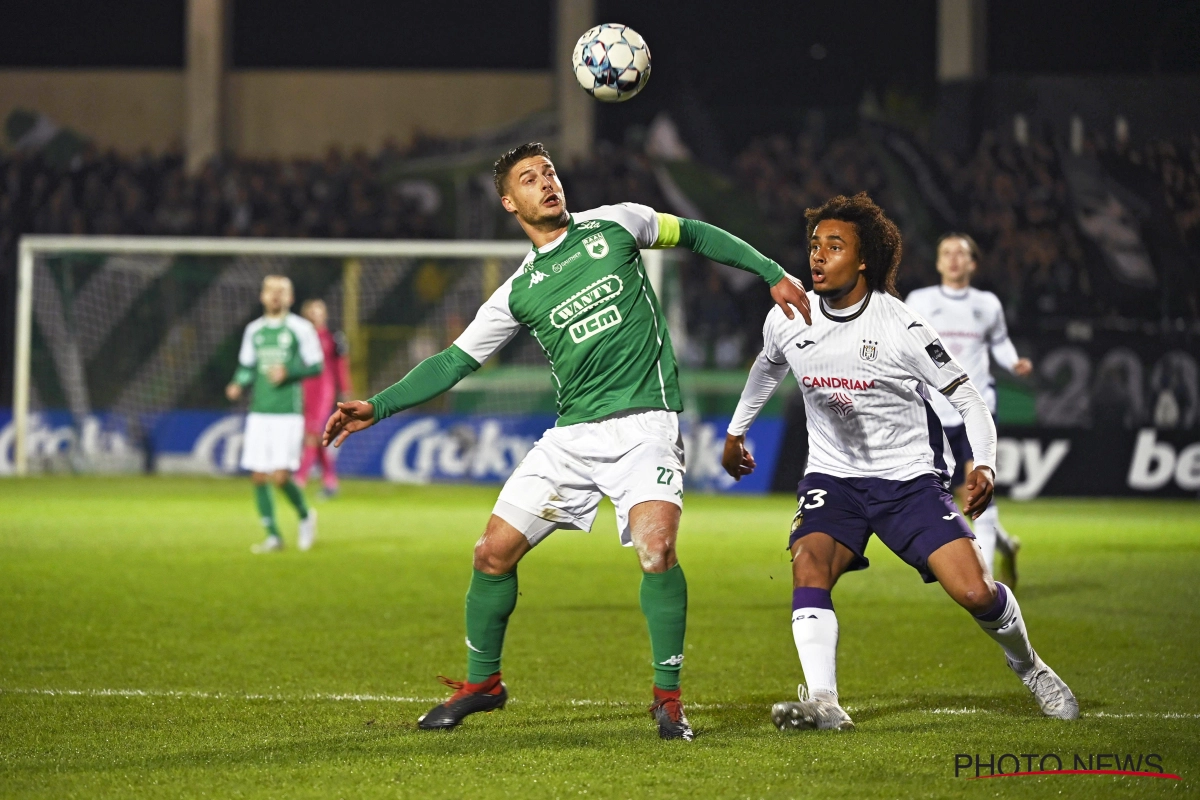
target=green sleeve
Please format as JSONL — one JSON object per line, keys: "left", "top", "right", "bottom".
{"left": 233, "top": 365, "right": 255, "bottom": 386}
{"left": 367, "top": 344, "right": 481, "bottom": 421}
{"left": 278, "top": 352, "right": 323, "bottom": 385}
{"left": 674, "top": 217, "right": 786, "bottom": 286}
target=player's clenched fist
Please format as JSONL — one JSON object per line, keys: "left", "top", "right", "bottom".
{"left": 963, "top": 466, "right": 995, "bottom": 520}
{"left": 323, "top": 400, "right": 376, "bottom": 448}
{"left": 721, "top": 433, "right": 757, "bottom": 481}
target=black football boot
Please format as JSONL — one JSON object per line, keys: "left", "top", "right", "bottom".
{"left": 648, "top": 687, "right": 694, "bottom": 741}
{"left": 417, "top": 673, "right": 508, "bottom": 730}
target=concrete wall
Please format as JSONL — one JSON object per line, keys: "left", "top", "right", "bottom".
{"left": 0, "top": 69, "right": 554, "bottom": 157}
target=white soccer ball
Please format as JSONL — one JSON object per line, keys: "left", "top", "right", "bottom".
{"left": 572, "top": 24, "right": 651, "bottom": 103}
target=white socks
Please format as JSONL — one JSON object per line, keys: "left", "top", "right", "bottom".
{"left": 973, "top": 583, "right": 1035, "bottom": 671}
{"left": 791, "top": 607, "right": 839, "bottom": 702}
{"left": 973, "top": 504, "right": 1000, "bottom": 573}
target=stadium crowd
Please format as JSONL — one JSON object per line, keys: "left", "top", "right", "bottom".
{"left": 3, "top": 126, "right": 1196, "bottom": 367}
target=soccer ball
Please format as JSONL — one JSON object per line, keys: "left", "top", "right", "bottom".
{"left": 572, "top": 24, "right": 651, "bottom": 102}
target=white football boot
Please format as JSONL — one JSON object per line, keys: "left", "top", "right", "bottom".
{"left": 1009, "top": 652, "right": 1079, "bottom": 720}
{"left": 771, "top": 684, "right": 855, "bottom": 731}
{"left": 298, "top": 508, "right": 318, "bottom": 552}
{"left": 251, "top": 536, "right": 283, "bottom": 554}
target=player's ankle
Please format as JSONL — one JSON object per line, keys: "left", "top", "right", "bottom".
{"left": 653, "top": 685, "right": 681, "bottom": 701}
{"left": 464, "top": 673, "right": 503, "bottom": 694}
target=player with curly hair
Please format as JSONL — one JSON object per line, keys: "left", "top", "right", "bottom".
{"left": 722, "top": 193, "right": 1077, "bottom": 729}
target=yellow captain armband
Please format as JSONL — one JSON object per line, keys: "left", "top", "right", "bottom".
{"left": 652, "top": 213, "right": 681, "bottom": 248}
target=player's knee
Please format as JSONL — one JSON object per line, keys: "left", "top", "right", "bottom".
{"left": 271, "top": 471, "right": 289, "bottom": 487}
{"left": 959, "top": 579, "right": 997, "bottom": 615}
{"left": 792, "top": 547, "right": 836, "bottom": 589}
{"left": 635, "top": 534, "right": 676, "bottom": 573}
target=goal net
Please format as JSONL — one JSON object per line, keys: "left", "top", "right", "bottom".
{"left": 8, "top": 236, "right": 672, "bottom": 477}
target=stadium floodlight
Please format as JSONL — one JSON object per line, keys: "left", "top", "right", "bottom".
{"left": 10, "top": 234, "right": 667, "bottom": 477}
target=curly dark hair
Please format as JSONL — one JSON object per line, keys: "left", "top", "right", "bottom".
{"left": 804, "top": 192, "right": 903, "bottom": 297}
{"left": 493, "top": 142, "right": 553, "bottom": 196}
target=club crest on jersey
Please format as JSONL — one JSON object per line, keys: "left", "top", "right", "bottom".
{"left": 827, "top": 391, "right": 854, "bottom": 418}
{"left": 278, "top": 330, "right": 292, "bottom": 347}
{"left": 859, "top": 339, "right": 878, "bottom": 362}
{"left": 528, "top": 270, "right": 548, "bottom": 288}
{"left": 583, "top": 232, "right": 609, "bottom": 259}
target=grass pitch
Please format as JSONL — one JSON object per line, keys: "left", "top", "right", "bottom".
{"left": 1, "top": 477, "right": 1197, "bottom": 799}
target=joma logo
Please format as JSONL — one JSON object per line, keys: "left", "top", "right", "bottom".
{"left": 550, "top": 275, "right": 623, "bottom": 328}
{"left": 569, "top": 306, "right": 623, "bottom": 343}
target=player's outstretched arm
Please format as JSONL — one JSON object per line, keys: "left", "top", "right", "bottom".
{"left": 323, "top": 344, "right": 480, "bottom": 447}
{"left": 722, "top": 349, "right": 790, "bottom": 480}
{"left": 656, "top": 214, "right": 811, "bottom": 324}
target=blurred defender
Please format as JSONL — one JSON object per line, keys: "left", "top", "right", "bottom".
{"left": 722, "top": 194, "right": 1076, "bottom": 729}
{"left": 325, "top": 142, "right": 811, "bottom": 740}
{"left": 226, "top": 276, "right": 323, "bottom": 553}
{"left": 906, "top": 235, "right": 1032, "bottom": 586}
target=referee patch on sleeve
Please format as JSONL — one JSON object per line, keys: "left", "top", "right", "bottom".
{"left": 925, "top": 339, "right": 952, "bottom": 367}
{"left": 939, "top": 374, "right": 969, "bottom": 395}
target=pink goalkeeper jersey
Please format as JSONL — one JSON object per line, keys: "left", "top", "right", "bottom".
{"left": 303, "top": 328, "right": 351, "bottom": 431}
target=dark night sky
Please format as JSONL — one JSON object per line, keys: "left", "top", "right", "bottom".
{"left": 2, "top": 0, "right": 1197, "bottom": 75}
{"left": 1, "top": 0, "right": 1197, "bottom": 148}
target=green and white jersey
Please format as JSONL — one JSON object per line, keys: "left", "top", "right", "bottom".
{"left": 456, "top": 204, "right": 681, "bottom": 426}
{"left": 234, "top": 313, "right": 324, "bottom": 414}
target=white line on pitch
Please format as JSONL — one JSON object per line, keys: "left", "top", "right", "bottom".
{"left": 3, "top": 689, "right": 1197, "bottom": 719}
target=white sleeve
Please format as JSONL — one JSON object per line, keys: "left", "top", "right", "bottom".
{"left": 728, "top": 313, "right": 789, "bottom": 436}
{"left": 295, "top": 318, "right": 324, "bottom": 367}
{"left": 986, "top": 295, "right": 1020, "bottom": 371}
{"left": 728, "top": 351, "right": 789, "bottom": 436}
{"left": 893, "top": 306, "right": 969, "bottom": 394}
{"left": 452, "top": 271, "right": 522, "bottom": 366}
{"left": 944, "top": 378, "right": 997, "bottom": 473}
{"left": 237, "top": 324, "right": 256, "bottom": 368}
{"left": 576, "top": 203, "right": 659, "bottom": 248}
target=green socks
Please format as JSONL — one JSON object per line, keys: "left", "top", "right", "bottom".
{"left": 460, "top": 564, "right": 685, "bottom": 689}
{"left": 464, "top": 569, "right": 518, "bottom": 683}
{"left": 254, "top": 484, "right": 280, "bottom": 539}
{"left": 280, "top": 478, "right": 309, "bottom": 520}
{"left": 640, "top": 563, "right": 688, "bottom": 691}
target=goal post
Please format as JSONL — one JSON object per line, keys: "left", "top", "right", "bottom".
{"left": 9, "top": 234, "right": 667, "bottom": 477}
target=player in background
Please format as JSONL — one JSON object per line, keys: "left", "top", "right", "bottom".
{"left": 296, "top": 299, "right": 352, "bottom": 498}
{"left": 905, "top": 235, "right": 1032, "bottom": 587}
{"left": 325, "top": 142, "right": 811, "bottom": 740}
{"left": 722, "top": 194, "right": 1076, "bottom": 730}
{"left": 226, "top": 275, "right": 323, "bottom": 553}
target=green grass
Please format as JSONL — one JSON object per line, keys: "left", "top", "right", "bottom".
{"left": 1, "top": 478, "right": 1198, "bottom": 798}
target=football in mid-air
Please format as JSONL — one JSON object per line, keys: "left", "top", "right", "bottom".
{"left": 572, "top": 24, "right": 651, "bottom": 102}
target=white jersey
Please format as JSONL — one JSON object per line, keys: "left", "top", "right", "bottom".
{"left": 904, "top": 286, "right": 1018, "bottom": 426}
{"left": 734, "top": 290, "right": 975, "bottom": 481}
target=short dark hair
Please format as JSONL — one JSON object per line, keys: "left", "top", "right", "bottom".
{"left": 935, "top": 232, "right": 982, "bottom": 265}
{"left": 804, "top": 192, "right": 903, "bottom": 297}
{"left": 493, "top": 142, "right": 552, "bottom": 196}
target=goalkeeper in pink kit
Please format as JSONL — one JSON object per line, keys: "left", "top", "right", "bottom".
{"left": 297, "top": 299, "right": 352, "bottom": 497}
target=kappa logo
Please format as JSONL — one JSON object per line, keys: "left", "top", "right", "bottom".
{"left": 465, "top": 638, "right": 484, "bottom": 653}
{"left": 550, "top": 274, "right": 623, "bottom": 328}
{"left": 827, "top": 391, "right": 854, "bottom": 418}
{"left": 583, "top": 231, "right": 609, "bottom": 259}
{"left": 659, "top": 654, "right": 685, "bottom": 667}
{"left": 528, "top": 270, "right": 549, "bottom": 288}
{"left": 860, "top": 339, "right": 878, "bottom": 362}
{"left": 569, "top": 306, "right": 623, "bottom": 343}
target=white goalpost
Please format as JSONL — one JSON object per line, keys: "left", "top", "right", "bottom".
{"left": 9, "top": 234, "right": 667, "bottom": 477}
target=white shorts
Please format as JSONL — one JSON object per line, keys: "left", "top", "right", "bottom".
{"left": 494, "top": 409, "right": 685, "bottom": 546}
{"left": 240, "top": 412, "right": 304, "bottom": 473}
